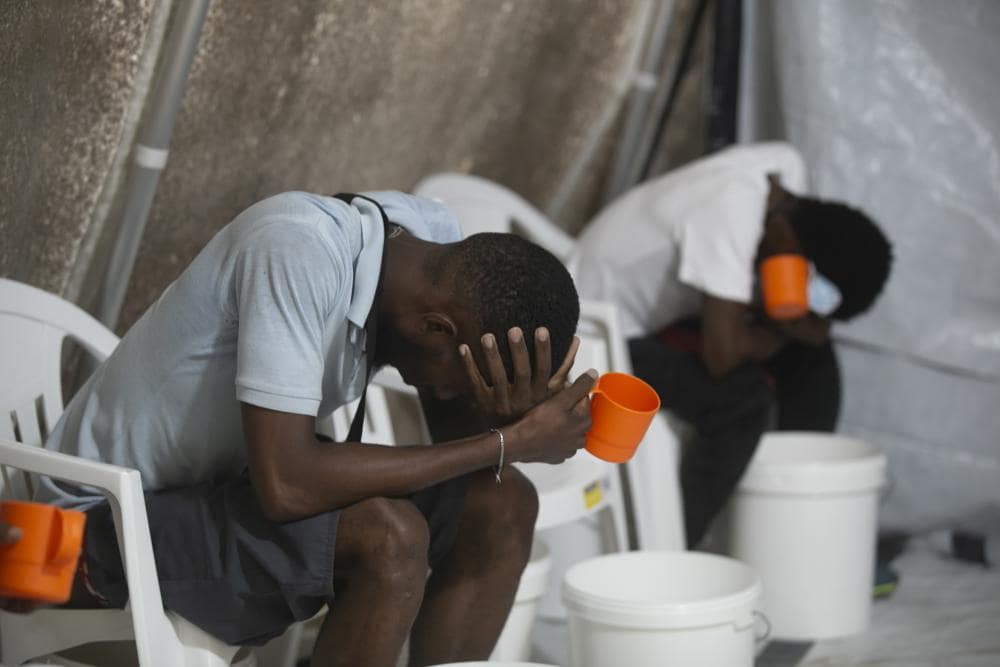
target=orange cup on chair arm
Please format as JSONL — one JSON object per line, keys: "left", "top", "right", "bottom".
{"left": 585, "top": 373, "right": 661, "bottom": 463}
{"left": 0, "top": 501, "right": 86, "bottom": 603}
{"left": 759, "top": 254, "right": 809, "bottom": 320}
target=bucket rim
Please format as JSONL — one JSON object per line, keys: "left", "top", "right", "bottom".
{"left": 561, "top": 551, "right": 762, "bottom": 630}
{"left": 739, "top": 432, "right": 887, "bottom": 494}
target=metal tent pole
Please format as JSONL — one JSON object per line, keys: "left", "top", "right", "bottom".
{"left": 96, "top": 0, "right": 211, "bottom": 329}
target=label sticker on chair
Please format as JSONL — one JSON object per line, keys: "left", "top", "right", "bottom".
{"left": 583, "top": 481, "right": 603, "bottom": 509}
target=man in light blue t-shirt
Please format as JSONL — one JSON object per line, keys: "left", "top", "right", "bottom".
{"left": 31, "top": 190, "right": 593, "bottom": 666}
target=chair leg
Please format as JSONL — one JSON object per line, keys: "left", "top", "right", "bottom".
{"left": 597, "top": 500, "right": 630, "bottom": 553}
{"left": 595, "top": 472, "right": 632, "bottom": 553}
{"left": 170, "top": 613, "right": 241, "bottom": 666}
{"left": 255, "top": 621, "right": 305, "bottom": 667}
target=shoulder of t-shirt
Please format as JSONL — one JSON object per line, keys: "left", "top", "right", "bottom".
{"left": 719, "top": 140, "right": 801, "bottom": 162}
{"left": 234, "top": 190, "right": 346, "bottom": 234}
{"left": 229, "top": 192, "right": 353, "bottom": 275}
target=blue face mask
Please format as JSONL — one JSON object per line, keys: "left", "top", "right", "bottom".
{"left": 808, "top": 265, "right": 841, "bottom": 317}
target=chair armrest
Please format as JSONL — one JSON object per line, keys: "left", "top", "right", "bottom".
{"left": 0, "top": 438, "right": 141, "bottom": 494}
{"left": 0, "top": 437, "right": 177, "bottom": 648}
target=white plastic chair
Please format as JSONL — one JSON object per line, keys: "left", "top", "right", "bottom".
{"left": 413, "top": 172, "right": 577, "bottom": 262}
{"left": 0, "top": 278, "right": 245, "bottom": 666}
{"left": 513, "top": 304, "right": 631, "bottom": 553}
{"left": 513, "top": 299, "right": 668, "bottom": 562}
{"left": 575, "top": 299, "right": 685, "bottom": 552}
{"left": 316, "top": 383, "right": 399, "bottom": 445}
{"left": 524, "top": 300, "right": 685, "bottom": 625}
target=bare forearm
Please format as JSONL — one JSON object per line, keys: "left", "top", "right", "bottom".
{"left": 772, "top": 314, "right": 831, "bottom": 347}
{"left": 701, "top": 295, "right": 789, "bottom": 377}
{"left": 251, "top": 434, "right": 502, "bottom": 522}
{"left": 702, "top": 321, "right": 786, "bottom": 377}
{"left": 737, "top": 323, "right": 788, "bottom": 364}
{"left": 242, "top": 366, "right": 595, "bottom": 523}
{"left": 242, "top": 401, "right": 502, "bottom": 522}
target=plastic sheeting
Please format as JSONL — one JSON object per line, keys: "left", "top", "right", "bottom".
{"left": 738, "top": 0, "right": 1000, "bottom": 531}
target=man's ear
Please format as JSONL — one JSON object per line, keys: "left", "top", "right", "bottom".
{"left": 418, "top": 312, "right": 459, "bottom": 338}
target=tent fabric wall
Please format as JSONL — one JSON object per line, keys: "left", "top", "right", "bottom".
{"left": 0, "top": 2, "right": 161, "bottom": 299}
{"left": 0, "top": 1, "right": 649, "bottom": 332}
{"left": 739, "top": 0, "right": 1000, "bottom": 531}
{"left": 114, "top": 0, "right": 649, "bottom": 331}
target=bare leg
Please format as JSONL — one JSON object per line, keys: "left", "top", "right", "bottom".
{"left": 408, "top": 467, "right": 538, "bottom": 666}
{"left": 311, "top": 497, "right": 430, "bottom": 667}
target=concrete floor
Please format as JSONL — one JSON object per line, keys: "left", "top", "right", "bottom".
{"left": 527, "top": 538, "right": 1000, "bottom": 666}
{"left": 792, "top": 541, "right": 1000, "bottom": 666}
{"left": 33, "top": 534, "right": 1000, "bottom": 666}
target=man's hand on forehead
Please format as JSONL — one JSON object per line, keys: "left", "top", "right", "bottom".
{"left": 459, "top": 326, "right": 580, "bottom": 427}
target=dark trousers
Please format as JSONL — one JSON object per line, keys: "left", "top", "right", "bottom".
{"left": 628, "top": 331, "right": 840, "bottom": 548}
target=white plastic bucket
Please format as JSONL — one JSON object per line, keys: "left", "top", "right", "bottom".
{"left": 490, "top": 538, "right": 552, "bottom": 661}
{"left": 430, "top": 663, "right": 557, "bottom": 666}
{"left": 562, "top": 551, "right": 761, "bottom": 667}
{"left": 723, "top": 431, "right": 886, "bottom": 640}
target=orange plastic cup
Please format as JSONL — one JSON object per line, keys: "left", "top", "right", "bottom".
{"left": 760, "top": 254, "right": 809, "bottom": 320}
{"left": 0, "top": 501, "right": 86, "bottom": 603}
{"left": 585, "top": 372, "right": 661, "bottom": 463}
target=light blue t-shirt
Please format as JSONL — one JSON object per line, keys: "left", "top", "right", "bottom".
{"left": 38, "top": 191, "right": 461, "bottom": 508}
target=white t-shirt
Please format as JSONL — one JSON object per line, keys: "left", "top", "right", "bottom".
{"left": 39, "top": 191, "right": 461, "bottom": 508}
{"left": 568, "top": 142, "right": 807, "bottom": 339}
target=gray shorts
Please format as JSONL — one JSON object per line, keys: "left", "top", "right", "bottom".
{"left": 81, "top": 472, "right": 468, "bottom": 646}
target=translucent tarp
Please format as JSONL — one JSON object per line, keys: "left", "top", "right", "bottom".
{"left": 739, "top": 0, "right": 1000, "bottom": 531}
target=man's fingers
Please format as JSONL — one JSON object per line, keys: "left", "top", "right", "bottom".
{"left": 557, "top": 369, "right": 598, "bottom": 407}
{"left": 548, "top": 335, "right": 580, "bottom": 390}
{"left": 533, "top": 327, "right": 552, "bottom": 388}
{"left": 459, "top": 344, "right": 491, "bottom": 406}
{"left": 482, "top": 334, "right": 511, "bottom": 413}
{"left": 1, "top": 525, "right": 22, "bottom": 544}
{"left": 508, "top": 328, "right": 532, "bottom": 400}
{"left": 571, "top": 394, "right": 591, "bottom": 417}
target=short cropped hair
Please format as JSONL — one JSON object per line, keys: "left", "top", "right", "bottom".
{"left": 436, "top": 233, "right": 580, "bottom": 378}
{"left": 789, "top": 199, "right": 893, "bottom": 320}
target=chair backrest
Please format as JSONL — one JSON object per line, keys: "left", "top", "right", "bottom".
{"left": 318, "top": 367, "right": 434, "bottom": 448}
{"left": 0, "top": 278, "right": 119, "bottom": 498}
{"left": 413, "top": 172, "right": 577, "bottom": 262}
{"left": 318, "top": 383, "right": 398, "bottom": 445}
{"left": 576, "top": 298, "right": 686, "bottom": 551}
{"left": 576, "top": 298, "right": 635, "bottom": 380}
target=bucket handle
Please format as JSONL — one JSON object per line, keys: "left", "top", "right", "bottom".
{"left": 753, "top": 610, "right": 772, "bottom": 646}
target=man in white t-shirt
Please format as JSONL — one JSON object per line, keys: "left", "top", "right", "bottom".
{"left": 28, "top": 191, "right": 595, "bottom": 666}
{"left": 570, "top": 142, "right": 892, "bottom": 548}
